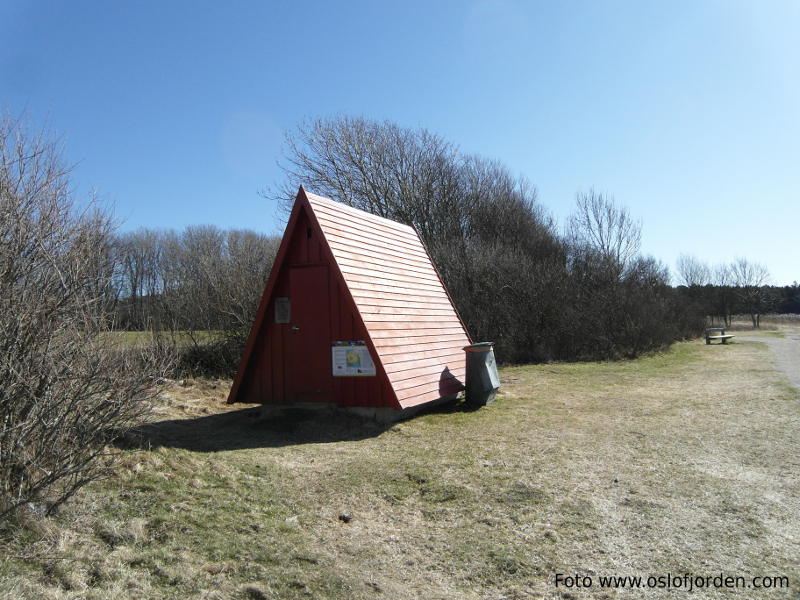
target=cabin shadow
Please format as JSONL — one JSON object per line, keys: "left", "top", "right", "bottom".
{"left": 116, "top": 407, "right": 388, "bottom": 452}
{"left": 117, "top": 367, "right": 471, "bottom": 453}
{"left": 116, "top": 397, "right": 472, "bottom": 453}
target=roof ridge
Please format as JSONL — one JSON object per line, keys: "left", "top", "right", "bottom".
{"left": 304, "top": 191, "right": 416, "bottom": 235}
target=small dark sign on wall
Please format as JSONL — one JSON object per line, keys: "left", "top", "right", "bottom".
{"left": 274, "top": 297, "right": 290, "bottom": 323}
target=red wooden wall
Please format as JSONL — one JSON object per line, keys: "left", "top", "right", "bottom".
{"left": 235, "top": 205, "right": 398, "bottom": 408}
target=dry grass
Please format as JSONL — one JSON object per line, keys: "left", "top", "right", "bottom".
{"left": 728, "top": 314, "right": 800, "bottom": 331}
{"left": 1, "top": 336, "right": 798, "bottom": 599}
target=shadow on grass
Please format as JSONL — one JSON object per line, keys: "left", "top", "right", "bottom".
{"left": 116, "top": 399, "right": 475, "bottom": 453}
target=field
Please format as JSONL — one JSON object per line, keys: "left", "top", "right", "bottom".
{"left": 1, "top": 328, "right": 798, "bottom": 599}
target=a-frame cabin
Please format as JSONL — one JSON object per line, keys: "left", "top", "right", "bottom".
{"left": 227, "top": 187, "right": 472, "bottom": 418}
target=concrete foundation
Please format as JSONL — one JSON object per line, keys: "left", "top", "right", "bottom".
{"left": 257, "top": 394, "right": 459, "bottom": 424}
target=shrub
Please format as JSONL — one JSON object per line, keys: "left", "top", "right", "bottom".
{"left": 0, "top": 116, "right": 169, "bottom": 520}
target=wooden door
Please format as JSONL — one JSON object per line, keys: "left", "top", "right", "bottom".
{"left": 287, "top": 265, "right": 332, "bottom": 401}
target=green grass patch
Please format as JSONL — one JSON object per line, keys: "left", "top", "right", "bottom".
{"left": 747, "top": 329, "right": 785, "bottom": 338}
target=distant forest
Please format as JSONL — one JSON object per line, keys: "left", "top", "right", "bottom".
{"left": 107, "top": 223, "right": 797, "bottom": 375}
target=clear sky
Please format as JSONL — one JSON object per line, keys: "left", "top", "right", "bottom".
{"left": 2, "top": 0, "right": 798, "bottom": 284}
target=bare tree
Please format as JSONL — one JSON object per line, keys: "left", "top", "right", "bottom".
{"left": 730, "top": 257, "right": 771, "bottom": 328}
{"left": 153, "top": 226, "right": 279, "bottom": 336}
{"left": 212, "top": 229, "right": 280, "bottom": 334}
{"left": 114, "top": 229, "right": 165, "bottom": 329}
{"left": 676, "top": 254, "right": 710, "bottom": 287}
{"left": 0, "top": 116, "right": 169, "bottom": 520}
{"left": 706, "top": 263, "right": 733, "bottom": 326}
{"left": 275, "top": 116, "right": 467, "bottom": 242}
{"left": 567, "top": 190, "right": 641, "bottom": 278}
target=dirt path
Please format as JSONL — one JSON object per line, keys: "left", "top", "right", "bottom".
{"left": 742, "top": 329, "right": 800, "bottom": 390}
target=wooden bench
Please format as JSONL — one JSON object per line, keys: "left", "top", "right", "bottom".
{"left": 705, "top": 327, "right": 735, "bottom": 345}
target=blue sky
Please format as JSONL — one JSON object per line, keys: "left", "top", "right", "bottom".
{"left": 2, "top": 0, "right": 798, "bottom": 284}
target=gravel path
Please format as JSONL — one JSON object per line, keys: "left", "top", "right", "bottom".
{"left": 745, "top": 329, "right": 800, "bottom": 390}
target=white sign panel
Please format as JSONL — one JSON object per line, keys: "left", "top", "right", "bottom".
{"left": 331, "top": 341, "right": 376, "bottom": 377}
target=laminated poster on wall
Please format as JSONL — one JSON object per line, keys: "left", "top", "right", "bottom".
{"left": 331, "top": 341, "right": 376, "bottom": 376}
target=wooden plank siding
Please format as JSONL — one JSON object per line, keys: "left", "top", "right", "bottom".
{"left": 306, "top": 192, "right": 471, "bottom": 409}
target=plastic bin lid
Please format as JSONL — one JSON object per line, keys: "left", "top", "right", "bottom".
{"left": 463, "top": 342, "right": 495, "bottom": 351}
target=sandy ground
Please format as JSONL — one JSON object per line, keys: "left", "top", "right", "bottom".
{"left": 743, "top": 328, "right": 800, "bottom": 390}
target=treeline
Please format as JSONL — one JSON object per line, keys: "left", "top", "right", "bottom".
{"left": 774, "top": 285, "right": 800, "bottom": 313}
{"left": 102, "top": 116, "right": 712, "bottom": 367}
{"left": 276, "top": 116, "right": 704, "bottom": 363}
{"left": 104, "top": 227, "right": 280, "bottom": 373}
{"left": 111, "top": 227, "right": 279, "bottom": 333}
{"left": 675, "top": 255, "right": 796, "bottom": 328}
{"left": 109, "top": 118, "right": 792, "bottom": 365}
{"left": 106, "top": 225, "right": 280, "bottom": 376}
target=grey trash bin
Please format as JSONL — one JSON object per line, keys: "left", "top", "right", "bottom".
{"left": 463, "top": 342, "right": 500, "bottom": 407}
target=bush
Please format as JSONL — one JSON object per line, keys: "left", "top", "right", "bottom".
{"left": 175, "top": 335, "right": 244, "bottom": 378}
{"left": 0, "top": 117, "right": 169, "bottom": 520}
